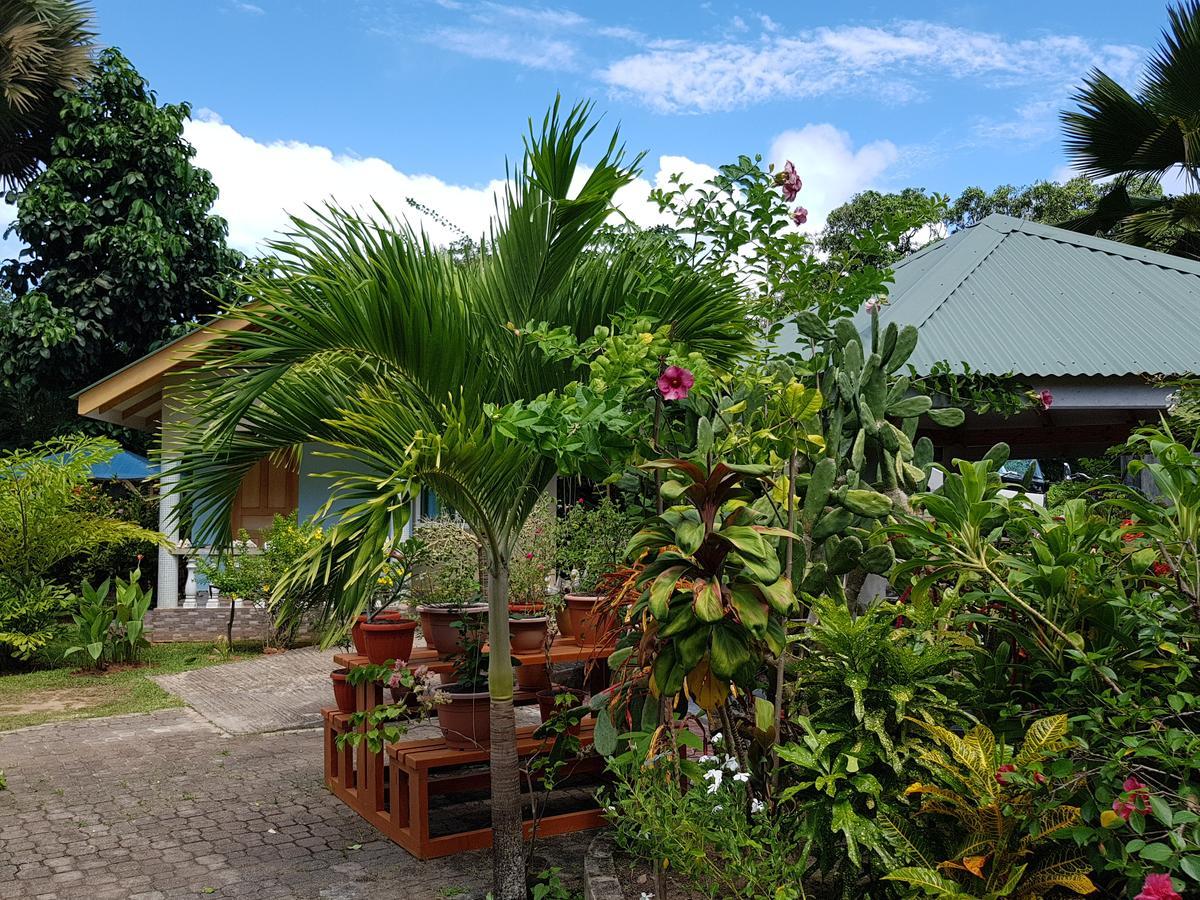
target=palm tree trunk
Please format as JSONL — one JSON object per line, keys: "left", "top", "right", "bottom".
{"left": 486, "top": 549, "right": 525, "bottom": 899}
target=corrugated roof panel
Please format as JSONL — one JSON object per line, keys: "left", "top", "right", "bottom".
{"left": 836, "top": 215, "right": 1200, "bottom": 377}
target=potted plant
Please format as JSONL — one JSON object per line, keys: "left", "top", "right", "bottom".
{"left": 555, "top": 497, "right": 639, "bottom": 643}
{"left": 435, "top": 627, "right": 491, "bottom": 750}
{"left": 409, "top": 516, "right": 487, "bottom": 655}
{"left": 536, "top": 684, "right": 586, "bottom": 735}
{"left": 508, "top": 504, "right": 553, "bottom": 682}
{"left": 330, "top": 667, "right": 355, "bottom": 713}
{"left": 352, "top": 537, "right": 426, "bottom": 662}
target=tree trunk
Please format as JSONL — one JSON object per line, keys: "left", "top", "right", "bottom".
{"left": 486, "top": 550, "right": 525, "bottom": 900}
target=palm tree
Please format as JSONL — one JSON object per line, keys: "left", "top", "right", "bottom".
{"left": 0, "top": 0, "right": 96, "bottom": 190}
{"left": 167, "top": 101, "right": 753, "bottom": 898}
{"left": 1060, "top": 0, "right": 1200, "bottom": 257}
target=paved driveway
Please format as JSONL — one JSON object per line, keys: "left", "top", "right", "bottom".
{"left": 0, "top": 707, "right": 589, "bottom": 899}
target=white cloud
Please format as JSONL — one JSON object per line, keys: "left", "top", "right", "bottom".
{"left": 229, "top": 1, "right": 264, "bottom": 14}
{"left": 0, "top": 115, "right": 901, "bottom": 263}
{"left": 426, "top": 27, "right": 577, "bottom": 69}
{"left": 598, "top": 21, "right": 1144, "bottom": 116}
{"left": 768, "top": 125, "right": 899, "bottom": 234}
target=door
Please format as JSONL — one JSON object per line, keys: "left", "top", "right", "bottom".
{"left": 230, "top": 455, "right": 299, "bottom": 538}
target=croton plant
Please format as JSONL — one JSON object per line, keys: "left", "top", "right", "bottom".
{"left": 625, "top": 458, "right": 797, "bottom": 710}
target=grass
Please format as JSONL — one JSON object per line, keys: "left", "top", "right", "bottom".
{"left": 0, "top": 642, "right": 264, "bottom": 731}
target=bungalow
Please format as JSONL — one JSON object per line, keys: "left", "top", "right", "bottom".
{"left": 78, "top": 213, "right": 1200, "bottom": 605}
{"left": 778, "top": 213, "right": 1196, "bottom": 460}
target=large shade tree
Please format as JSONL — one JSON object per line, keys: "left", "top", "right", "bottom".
{"left": 1061, "top": 0, "right": 1200, "bottom": 257}
{"left": 0, "top": 0, "right": 96, "bottom": 190}
{"left": 167, "top": 102, "right": 754, "bottom": 898}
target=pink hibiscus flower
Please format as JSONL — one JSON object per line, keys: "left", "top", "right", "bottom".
{"left": 776, "top": 160, "right": 803, "bottom": 201}
{"left": 1113, "top": 776, "right": 1152, "bottom": 821}
{"left": 1136, "top": 874, "right": 1181, "bottom": 900}
{"left": 657, "top": 366, "right": 695, "bottom": 401}
{"left": 1039, "top": 389, "right": 1053, "bottom": 410}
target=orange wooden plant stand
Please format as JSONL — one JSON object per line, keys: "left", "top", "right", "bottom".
{"left": 322, "top": 638, "right": 610, "bottom": 860}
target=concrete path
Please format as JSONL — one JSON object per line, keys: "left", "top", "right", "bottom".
{"left": 0, "top": 708, "right": 590, "bottom": 900}
{"left": 153, "top": 647, "right": 337, "bottom": 734}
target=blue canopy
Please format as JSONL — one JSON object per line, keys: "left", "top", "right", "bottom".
{"left": 89, "top": 451, "right": 157, "bottom": 481}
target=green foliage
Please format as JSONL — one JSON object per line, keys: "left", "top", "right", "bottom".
{"left": 605, "top": 747, "right": 809, "bottom": 899}
{"left": 555, "top": 496, "right": 638, "bottom": 593}
{"left": 509, "top": 496, "right": 556, "bottom": 605}
{"left": 1061, "top": 2, "right": 1200, "bottom": 257}
{"left": 819, "top": 187, "right": 948, "bottom": 268}
{"left": 529, "top": 867, "right": 576, "bottom": 900}
{"left": 409, "top": 516, "right": 482, "bottom": 606}
{"left": 61, "top": 568, "right": 152, "bottom": 669}
{"left": 1, "top": 47, "right": 243, "bottom": 440}
{"left": 0, "top": 576, "right": 72, "bottom": 663}
{"left": 885, "top": 716, "right": 1097, "bottom": 899}
{"left": 0, "top": 435, "right": 161, "bottom": 584}
{"left": 948, "top": 178, "right": 1108, "bottom": 231}
{"left": 0, "top": 0, "right": 97, "bottom": 189}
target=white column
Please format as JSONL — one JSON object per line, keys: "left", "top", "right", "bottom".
{"left": 182, "top": 549, "right": 197, "bottom": 608}
{"left": 156, "top": 453, "right": 181, "bottom": 608}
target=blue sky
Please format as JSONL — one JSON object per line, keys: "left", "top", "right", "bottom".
{"left": 11, "top": 1, "right": 1170, "bottom": 253}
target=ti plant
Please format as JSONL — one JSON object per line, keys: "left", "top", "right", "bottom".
{"left": 626, "top": 458, "right": 798, "bottom": 713}
{"left": 883, "top": 714, "right": 1098, "bottom": 899}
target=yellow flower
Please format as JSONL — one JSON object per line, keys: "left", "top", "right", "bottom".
{"left": 639, "top": 332, "right": 654, "bottom": 344}
{"left": 261, "top": 584, "right": 271, "bottom": 592}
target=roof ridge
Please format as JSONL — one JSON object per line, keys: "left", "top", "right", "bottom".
{"left": 982, "top": 213, "right": 1200, "bottom": 277}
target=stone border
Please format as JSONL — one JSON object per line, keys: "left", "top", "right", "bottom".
{"left": 584, "top": 832, "right": 624, "bottom": 900}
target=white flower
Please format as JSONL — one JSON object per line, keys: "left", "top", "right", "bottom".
{"left": 751, "top": 798, "right": 765, "bottom": 814}
{"left": 733, "top": 771, "right": 750, "bottom": 783}
{"left": 641, "top": 893, "right": 655, "bottom": 900}
{"left": 703, "top": 769, "right": 723, "bottom": 793}
{"left": 711, "top": 733, "right": 723, "bottom": 746}
{"left": 723, "top": 756, "right": 740, "bottom": 772}
{"left": 698, "top": 754, "right": 717, "bottom": 765}
{"left": 712, "top": 804, "right": 723, "bottom": 811}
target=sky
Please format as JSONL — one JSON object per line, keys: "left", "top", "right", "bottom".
{"left": 1, "top": 1, "right": 1175, "bottom": 256}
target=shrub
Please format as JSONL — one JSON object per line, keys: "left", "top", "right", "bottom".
{"left": 555, "top": 495, "right": 638, "bottom": 593}
{"left": 408, "top": 515, "right": 481, "bottom": 606}
{"left": 0, "top": 577, "right": 73, "bottom": 665}
{"left": 61, "top": 569, "right": 153, "bottom": 669}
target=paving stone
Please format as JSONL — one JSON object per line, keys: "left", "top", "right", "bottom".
{"left": 0, "top": 707, "right": 591, "bottom": 898}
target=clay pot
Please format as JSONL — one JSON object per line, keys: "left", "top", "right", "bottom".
{"left": 508, "top": 603, "right": 546, "bottom": 615}
{"left": 352, "top": 609, "right": 406, "bottom": 655}
{"left": 537, "top": 686, "right": 586, "bottom": 735}
{"left": 565, "top": 593, "right": 615, "bottom": 646}
{"left": 418, "top": 604, "right": 488, "bottom": 655}
{"left": 515, "top": 662, "right": 551, "bottom": 692}
{"left": 508, "top": 615, "right": 549, "bottom": 653}
{"left": 554, "top": 606, "right": 574, "bottom": 640}
{"left": 435, "top": 687, "right": 491, "bottom": 750}
{"left": 330, "top": 668, "right": 355, "bottom": 713}
{"left": 360, "top": 618, "right": 417, "bottom": 666}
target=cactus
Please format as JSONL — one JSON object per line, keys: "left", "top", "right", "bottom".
{"left": 776, "top": 308, "right": 964, "bottom": 607}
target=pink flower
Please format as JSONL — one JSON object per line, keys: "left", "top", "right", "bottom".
{"left": 776, "top": 160, "right": 803, "bottom": 201}
{"left": 995, "top": 763, "right": 1016, "bottom": 785}
{"left": 864, "top": 297, "right": 883, "bottom": 314}
{"left": 657, "top": 366, "right": 695, "bottom": 401}
{"left": 1039, "top": 389, "right": 1053, "bottom": 410}
{"left": 792, "top": 206, "right": 808, "bottom": 226}
{"left": 1113, "top": 777, "right": 1152, "bottom": 821}
{"left": 1136, "top": 874, "right": 1181, "bottom": 900}
{"left": 525, "top": 552, "right": 534, "bottom": 560}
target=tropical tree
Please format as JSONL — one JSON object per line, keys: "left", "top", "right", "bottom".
{"left": 1060, "top": 0, "right": 1200, "bottom": 257}
{"left": 166, "top": 101, "right": 754, "bottom": 898}
{"left": 0, "top": 0, "right": 96, "bottom": 190}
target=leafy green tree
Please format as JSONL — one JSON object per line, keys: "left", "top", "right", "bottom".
{"left": 819, "top": 187, "right": 946, "bottom": 268}
{"left": 1061, "top": 0, "right": 1200, "bottom": 257}
{"left": 948, "top": 177, "right": 1106, "bottom": 230}
{"left": 167, "top": 102, "right": 753, "bottom": 899}
{"left": 0, "top": 47, "right": 243, "bottom": 440}
{"left": 0, "top": 0, "right": 96, "bottom": 189}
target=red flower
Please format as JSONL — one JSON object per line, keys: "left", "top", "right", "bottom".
{"left": 1152, "top": 561, "right": 1172, "bottom": 576}
{"left": 1039, "top": 389, "right": 1053, "bottom": 410}
{"left": 1113, "top": 777, "right": 1152, "bottom": 821}
{"left": 1121, "top": 519, "right": 1145, "bottom": 542}
{"left": 525, "top": 552, "right": 534, "bottom": 560}
{"left": 657, "top": 365, "right": 695, "bottom": 401}
{"left": 1136, "top": 874, "right": 1181, "bottom": 900}
{"left": 995, "top": 763, "right": 1016, "bottom": 785}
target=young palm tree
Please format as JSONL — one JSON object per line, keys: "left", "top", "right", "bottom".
{"left": 1060, "top": 0, "right": 1200, "bottom": 257}
{"left": 167, "top": 101, "right": 753, "bottom": 898}
{"left": 0, "top": 0, "right": 96, "bottom": 189}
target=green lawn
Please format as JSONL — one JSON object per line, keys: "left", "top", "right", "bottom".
{"left": 0, "top": 642, "right": 263, "bottom": 731}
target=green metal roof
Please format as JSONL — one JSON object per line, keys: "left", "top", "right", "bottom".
{"left": 788, "top": 213, "right": 1200, "bottom": 377}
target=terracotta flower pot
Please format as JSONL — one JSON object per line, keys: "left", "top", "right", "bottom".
{"left": 508, "top": 615, "right": 549, "bottom": 653}
{"left": 352, "top": 609, "right": 406, "bottom": 655}
{"left": 435, "top": 687, "right": 491, "bottom": 750}
{"left": 508, "top": 602, "right": 546, "bottom": 615}
{"left": 418, "top": 604, "right": 488, "bottom": 656}
{"left": 515, "top": 662, "right": 551, "bottom": 692}
{"left": 330, "top": 668, "right": 355, "bottom": 713}
{"left": 554, "top": 606, "right": 574, "bottom": 640}
{"left": 565, "top": 593, "right": 615, "bottom": 646}
{"left": 360, "top": 618, "right": 417, "bottom": 666}
{"left": 537, "top": 686, "right": 585, "bottom": 735}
